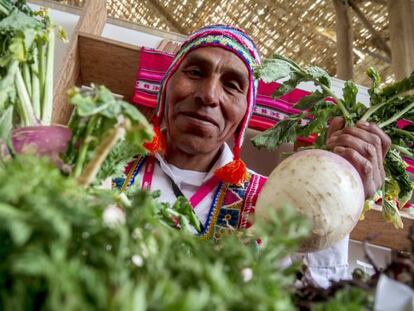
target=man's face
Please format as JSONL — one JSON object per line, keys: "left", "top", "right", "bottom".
{"left": 164, "top": 47, "right": 249, "bottom": 156}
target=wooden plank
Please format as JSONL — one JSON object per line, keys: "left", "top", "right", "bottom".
{"left": 78, "top": 33, "right": 140, "bottom": 100}
{"left": 77, "top": 33, "right": 156, "bottom": 121}
{"left": 333, "top": 0, "right": 354, "bottom": 80}
{"left": 52, "top": 0, "right": 107, "bottom": 125}
{"left": 388, "top": 0, "right": 414, "bottom": 80}
{"left": 351, "top": 207, "right": 414, "bottom": 250}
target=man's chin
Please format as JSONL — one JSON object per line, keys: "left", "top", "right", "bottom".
{"left": 174, "top": 134, "right": 220, "bottom": 155}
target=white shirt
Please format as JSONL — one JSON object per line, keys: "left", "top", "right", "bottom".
{"left": 134, "top": 143, "right": 349, "bottom": 288}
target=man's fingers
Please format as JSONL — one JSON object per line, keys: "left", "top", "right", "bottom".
{"left": 356, "top": 121, "right": 392, "bottom": 158}
{"left": 327, "top": 133, "right": 384, "bottom": 182}
{"left": 340, "top": 127, "right": 384, "bottom": 174}
{"left": 333, "top": 146, "right": 376, "bottom": 198}
{"left": 327, "top": 117, "right": 345, "bottom": 139}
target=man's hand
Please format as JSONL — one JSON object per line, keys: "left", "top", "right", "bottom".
{"left": 326, "top": 117, "right": 391, "bottom": 199}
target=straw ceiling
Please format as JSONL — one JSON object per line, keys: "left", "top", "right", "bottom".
{"left": 57, "top": 0, "right": 398, "bottom": 86}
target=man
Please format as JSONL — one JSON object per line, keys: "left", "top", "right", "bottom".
{"left": 116, "top": 25, "right": 391, "bottom": 287}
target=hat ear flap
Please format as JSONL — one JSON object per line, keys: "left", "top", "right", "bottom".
{"left": 144, "top": 118, "right": 167, "bottom": 155}
{"left": 214, "top": 146, "right": 247, "bottom": 185}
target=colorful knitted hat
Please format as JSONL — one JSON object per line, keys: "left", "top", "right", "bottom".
{"left": 144, "top": 24, "right": 261, "bottom": 185}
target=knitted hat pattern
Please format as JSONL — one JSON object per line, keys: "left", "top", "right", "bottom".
{"left": 144, "top": 24, "right": 261, "bottom": 185}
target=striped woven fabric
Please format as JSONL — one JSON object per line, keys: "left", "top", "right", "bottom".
{"left": 132, "top": 47, "right": 312, "bottom": 133}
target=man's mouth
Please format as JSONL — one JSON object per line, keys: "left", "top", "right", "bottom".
{"left": 181, "top": 112, "right": 219, "bottom": 128}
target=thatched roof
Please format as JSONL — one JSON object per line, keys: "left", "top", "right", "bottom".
{"left": 57, "top": 0, "right": 400, "bottom": 86}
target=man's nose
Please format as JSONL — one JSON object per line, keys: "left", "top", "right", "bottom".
{"left": 196, "top": 77, "right": 220, "bottom": 106}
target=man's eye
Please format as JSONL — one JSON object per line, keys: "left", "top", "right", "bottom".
{"left": 186, "top": 69, "right": 202, "bottom": 77}
{"left": 225, "top": 81, "right": 240, "bottom": 91}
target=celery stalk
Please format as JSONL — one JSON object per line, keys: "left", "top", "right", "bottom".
{"left": 41, "top": 29, "right": 55, "bottom": 125}
{"left": 37, "top": 41, "right": 46, "bottom": 111}
{"left": 22, "top": 63, "right": 32, "bottom": 99}
{"left": 31, "top": 46, "right": 41, "bottom": 120}
{"left": 15, "top": 69, "right": 36, "bottom": 126}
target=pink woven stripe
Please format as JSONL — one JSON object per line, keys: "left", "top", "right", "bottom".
{"left": 139, "top": 71, "right": 166, "bottom": 80}
{"left": 239, "top": 174, "right": 267, "bottom": 229}
{"left": 189, "top": 176, "right": 220, "bottom": 208}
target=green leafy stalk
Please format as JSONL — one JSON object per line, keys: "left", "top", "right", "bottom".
{"left": 67, "top": 85, "right": 153, "bottom": 185}
{"left": 15, "top": 67, "right": 36, "bottom": 126}
{"left": 0, "top": 0, "right": 11, "bottom": 16}
{"left": 360, "top": 95, "right": 398, "bottom": 122}
{"left": 0, "top": 105, "right": 13, "bottom": 155}
{"left": 379, "top": 101, "right": 414, "bottom": 128}
{"left": 21, "top": 62, "right": 31, "bottom": 99}
{"left": 0, "top": 60, "right": 18, "bottom": 109}
{"left": 40, "top": 28, "right": 54, "bottom": 125}
{"left": 73, "top": 114, "right": 99, "bottom": 178}
{"left": 77, "top": 122, "right": 126, "bottom": 187}
{"left": 30, "top": 45, "right": 40, "bottom": 119}
{"left": 37, "top": 40, "right": 45, "bottom": 109}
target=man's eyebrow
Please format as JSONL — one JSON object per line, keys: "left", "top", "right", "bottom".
{"left": 184, "top": 54, "right": 249, "bottom": 87}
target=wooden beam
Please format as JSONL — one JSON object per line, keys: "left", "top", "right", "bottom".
{"left": 388, "top": 0, "right": 414, "bottom": 80}
{"left": 349, "top": 0, "right": 391, "bottom": 58}
{"left": 52, "top": 0, "right": 107, "bottom": 125}
{"left": 333, "top": 0, "right": 354, "bottom": 80}
{"left": 351, "top": 207, "right": 414, "bottom": 250}
{"left": 147, "top": 0, "right": 186, "bottom": 34}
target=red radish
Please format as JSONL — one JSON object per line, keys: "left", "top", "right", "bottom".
{"left": 12, "top": 125, "right": 71, "bottom": 156}
{"left": 256, "top": 149, "right": 365, "bottom": 252}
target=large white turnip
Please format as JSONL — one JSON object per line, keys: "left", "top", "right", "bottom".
{"left": 256, "top": 149, "right": 365, "bottom": 252}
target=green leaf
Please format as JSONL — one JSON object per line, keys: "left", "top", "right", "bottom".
{"left": 0, "top": 105, "right": 13, "bottom": 152}
{"left": 254, "top": 58, "right": 292, "bottom": 83}
{"left": 294, "top": 90, "right": 325, "bottom": 110}
{"left": 384, "top": 149, "right": 414, "bottom": 208}
{"left": 9, "top": 36, "right": 25, "bottom": 61}
{"left": 382, "top": 198, "right": 403, "bottom": 229}
{"left": 273, "top": 72, "right": 304, "bottom": 98}
{"left": 0, "top": 9, "right": 40, "bottom": 32}
{"left": 307, "top": 66, "right": 331, "bottom": 88}
{"left": 251, "top": 114, "right": 304, "bottom": 151}
{"left": 342, "top": 80, "right": 358, "bottom": 111}
{"left": 367, "top": 67, "right": 381, "bottom": 89}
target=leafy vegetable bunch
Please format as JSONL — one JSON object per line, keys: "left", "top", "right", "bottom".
{"left": 0, "top": 155, "right": 312, "bottom": 311}
{"left": 0, "top": 0, "right": 67, "bottom": 129}
{"left": 253, "top": 54, "right": 414, "bottom": 229}
{"left": 64, "top": 85, "right": 153, "bottom": 187}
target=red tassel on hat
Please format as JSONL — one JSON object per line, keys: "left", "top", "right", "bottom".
{"left": 144, "top": 124, "right": 166, "bottom": 154}
{"left": 214, "top": 146, "right": 247, "bottom": 185}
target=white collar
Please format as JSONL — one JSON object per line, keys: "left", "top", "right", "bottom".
{"left": 154, "top": 143, "right": 234, "bottom": 187}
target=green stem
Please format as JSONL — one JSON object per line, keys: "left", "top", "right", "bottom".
{"left": 15, "top": 68, "right": 36, "bottom": 126}
{"left": 73, "top": 115, "right": 99, "bottom": 178}
{"left": 37, "top": 41, "right": 46, "bottom": 110}
{"left": 31, "top": 46, "right": 41, "bottom": 120}
{"left": 379, "top": 101, "right": 414, "bottom": 128}
{"left": 391, "top": 144, "right": 414, "bottom": 158}
{"left": 0, "top": 60, "right": 18, "bottom": 108}
{"left": 360, "top": 95, "right": 399, "bottom": 122}
{"left": 41, "top": 29, "right": 55, "bottom": 125}
{"left": 22, "top": 63, "right": 31, "bottom": 99}
{"left": 391, "top": 128, "right": 414, "bottom": 141}
{"left": 77, "top": 124, "right": 125, "bottom": 187}
{"left": 320, "top": 84, "right": 351, "bottom": 123}
{"left": 0, "top": 2, "right": 10, "bottom": 15}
